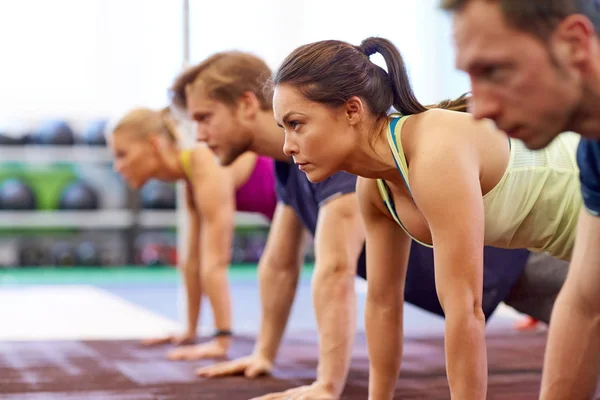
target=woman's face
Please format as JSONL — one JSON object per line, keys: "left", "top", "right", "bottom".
{"left": 110, "top": 130, "right": 159, "bottom": 189}
{"left": 273, "top": 84, "right": 354, "bottom": 183}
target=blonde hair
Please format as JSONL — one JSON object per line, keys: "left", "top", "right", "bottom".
{"left": 170, "top": 51, "right": 273, "bottom": 111}
{"left": 109, "top": 107, "right": 180, "bottom": 143}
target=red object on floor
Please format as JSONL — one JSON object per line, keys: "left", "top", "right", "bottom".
{"left": 514, "top": 316, "right": 541, "bottom": 331}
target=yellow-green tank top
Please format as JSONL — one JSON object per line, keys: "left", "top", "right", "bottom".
{"left": 376, "top": 115, "right": 582, "bottom": 261}
{"left": 179, "top": 149, "right": 194, "bottom": 180}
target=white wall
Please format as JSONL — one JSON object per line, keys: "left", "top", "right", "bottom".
{"left": 0, "top": 0, "right": 183, "bottom": 126}
{"left": 189, "top": 0, "right": 471, "bottom": 105}
{"left": 0, "top": 0, "right": 471, "bottom": 128}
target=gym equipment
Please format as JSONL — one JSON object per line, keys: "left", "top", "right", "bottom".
{"left": 0, "top": 131, "right": 28, "bottom": 145}
{"left": 245, "top": 230, "right": 266, "bottom": 263}
{"left": 76, "top": 241, "right": 102, "bottom": 266}
{"left": 163, "top": 244, "right": 177, "bottom": 266}
{"left": 81, "top": 120, "right": 107, "bottom": 146}
{"left": 32, "top": 120, "right": 75, "bottom": 146}
{"left": 139, "top": 243, "right": 166, "bottom": 266}
{"left": 58, "top": 180, "right": 99, "bottom": 210}
{"left": 231, "top": 233, "right": 247, "bottom": 263}
{"left": 139, "top": 180, "right": 176, "bottom": 210}
{"left": 304, "top": 236, "right": 316, "bottom": 263}
{"left": 51, "top": 241, "right": 77, "bottom": 266}
{"left": 0, "top": 178, "right": 37, "bottom": 210}
{"left": 18, "top": 242, "right": 48, "bottom": 267}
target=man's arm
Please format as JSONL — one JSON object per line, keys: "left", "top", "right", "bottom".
{"left": 253, "top": 202, "right": 307, "bottom": 361}
{"left": 310, "top": 192, "right": 366, "bottom": 396}
{"left": 540, "top": 210, "right": 600, "bottom": 399}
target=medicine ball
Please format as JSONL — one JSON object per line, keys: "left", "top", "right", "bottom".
{"left": 18, "top": 242, "right": 48, "bottom": 267}
{"left": 81, "top": 120, "right": 107, "bottom": 146}
{"left": 33, "top": 120, "right": 75, "bottom": 146}
{"left": 140, "top": 180, "right": 176, "bottom": 210}
{"left": 51, "top": 241, "right": 77, "bottom": 266}
{"left": 58, "top": 181, "right": 99, "bottom": 210}
{"left": 0, "top": 178, "right": 37, "bottom": 210}
{"left": 75, "top": 241, "right": 102, "bottom": 266}
{"left": 0, "top": 131, "right": 28, "bottom": 145}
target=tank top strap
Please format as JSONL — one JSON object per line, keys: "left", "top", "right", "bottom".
{"left": 179, "top": 149, "right": 194, "bottom": 180}
{"left": 376, "top": 179, "right": 403, "bottom": 226}
{"left": 386, "top": 115, "right": 413, "bottom": 195}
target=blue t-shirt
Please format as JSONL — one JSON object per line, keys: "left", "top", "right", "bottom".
{"left": 274, "top": 160, "right": 528, "bottom": 318}
{"left": 275, "top": 160, "right": 357, "bottom": 234}
{"left": 577, "top": 138, "right": 600, "bottom": 216}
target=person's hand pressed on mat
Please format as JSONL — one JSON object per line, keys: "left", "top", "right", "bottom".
{"left": 167, "top": 338, "right": 229, "bottom": 360}
{"left": 196, "top": 354, "right": 273, "bottom": 378}
{"left": 141, "top": 331, "right": 196, "bottom": 346}
{"left": 248, "top": 382, "right": 337, "bottom": 400}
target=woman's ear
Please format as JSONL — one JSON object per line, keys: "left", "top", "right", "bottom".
{"left": 149, "top": 134, "right": 171, "bottom": 161}
{"left": 345, "top": 96, "right": 365, "bottom": 126}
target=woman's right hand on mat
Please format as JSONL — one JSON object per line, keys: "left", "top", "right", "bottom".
{"left": 195, "top": 354, "right": 273, "bottom": 378}
{"left": 140, "top": 332, "right": 196, "bottom": 346}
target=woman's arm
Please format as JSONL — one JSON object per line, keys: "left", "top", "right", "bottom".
{"left": 307, "top": 192, "right": 366, "bottom": 397}
{"left": 142, "top": 183, "right": 201, "bottom": 346}
{"left": 190, "top": 148, "right": 236, "bottom": 351}
{"left": 357, "top": 177, "right": 411, "bottom": 400}
{"left": 410, "top": 128, "right": 487, "bottom": 400}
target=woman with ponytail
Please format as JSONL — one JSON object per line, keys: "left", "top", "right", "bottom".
{"left": 271, "top": 37, "right": 582, "bottom": 399}
{"left": 107, "top": 107, "right": 277, "bottom": 361}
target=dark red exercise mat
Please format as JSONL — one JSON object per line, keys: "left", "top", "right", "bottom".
{"left": 0, "top": 331, "right": 550, "bottom": 399}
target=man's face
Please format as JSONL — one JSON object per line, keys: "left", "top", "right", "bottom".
{"left": 453, "top": 0, "right": 582, "bottom": 149}
{"left": 187, "top": 92, "right": 252, "bottom": 166}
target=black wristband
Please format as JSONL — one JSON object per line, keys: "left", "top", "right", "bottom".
{"left": 213, "top": 330, "right": 233, "bottom": 337}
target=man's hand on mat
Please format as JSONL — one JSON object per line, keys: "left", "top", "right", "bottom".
{"left": 248, "top": 382, "right": 338, "bottom": 400}
{"left": 195, "top": 354, "right": 273, "bottom": 378}
{"left": 167, "top": 340, "right": 228, "bottom": 360}
{"left": 140, "top": 332, "right": 196, "bottom": 346}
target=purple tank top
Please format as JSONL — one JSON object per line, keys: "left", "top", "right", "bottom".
{"left": 235, "top": 156, "right": 277, "bottom": 221}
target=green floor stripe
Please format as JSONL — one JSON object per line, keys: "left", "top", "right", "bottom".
{"left": 0, "top": 264, "right": 315, "bottom": 285}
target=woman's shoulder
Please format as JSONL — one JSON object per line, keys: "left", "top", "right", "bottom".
{"left": 409, "top": 109, "right": 499, "bottom": 149}
{"left": 185, "top": 143, "right": 228, "bottom": 183}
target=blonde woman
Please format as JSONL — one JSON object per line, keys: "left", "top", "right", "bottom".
{"left": 108, "top": 107, "right": 276, "bottom": 360}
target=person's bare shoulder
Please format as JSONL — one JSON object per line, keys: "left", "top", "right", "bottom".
{"left": 410, "top": 109, "right": 503, "bottom": 154}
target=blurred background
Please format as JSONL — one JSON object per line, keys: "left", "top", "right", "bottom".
{"left": 0, "top": 0, "right": 474, "bottom": 339}
{"left": 0, "top": 0, "right": 469, "bottom": 271}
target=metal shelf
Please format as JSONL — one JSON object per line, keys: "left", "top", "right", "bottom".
{"left": 0, "top": 145, "right": 113, "bottom": 164}
{"left": 0, "top": 210, "right": 133, "bottom": 229}
{"left": 232, "top": 212, "right": 270, "bottom": 227}
{"left": 0, "top": 146, "right": 271, "bottom": 231}
{"left": 0, "top": 210, "right": 269, "bottom": 229}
